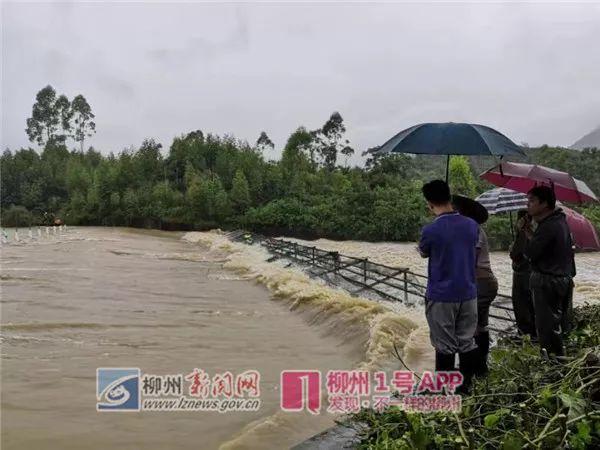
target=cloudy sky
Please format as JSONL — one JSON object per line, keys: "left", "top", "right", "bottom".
{"left": 2, "top": 1, "right": 600, "bottom": 165}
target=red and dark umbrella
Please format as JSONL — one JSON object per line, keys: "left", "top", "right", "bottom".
{"left": 560, "top": 205, "right": 600, "bottom": 251}
{"left": 480, "top": 162, "right": 598, "bottom": 204}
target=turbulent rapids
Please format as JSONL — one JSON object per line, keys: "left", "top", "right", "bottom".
{"left": 1, "top": 227, "right": 599, "bottom": 450}
{"left": 182, "top": 231, "right": 434, "bottom": 373}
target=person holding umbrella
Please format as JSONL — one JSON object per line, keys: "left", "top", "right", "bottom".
{"left": 523, "top": 186, "right": 576, "bottom": 357}
{"left": 452, "top": 195, "right": 497, "bottom": 376}
{"left": 417, "top": 180, "right": 480, "bottom": 391}
{"left": 509, "top": 210, "right": 536, "bottom": 338}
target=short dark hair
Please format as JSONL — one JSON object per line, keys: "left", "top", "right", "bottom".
{"left": 422, "top": 180, "right": 451, "bottom": 205}
{"left": 528, "top": 185, "right": 556, "bottom": 209}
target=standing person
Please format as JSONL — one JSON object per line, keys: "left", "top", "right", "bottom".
{"left": 418, "top": 180, "right": 479, "bottom": 390}
{"left": 509, "top": 210, "right": 536, "bottom": 338}
{"left": 452, "top": 195, "right": 497, "bottom": 376}
{"left": 473, "top": 225, "right": 498, "bottom": 375}
{"left": 524, "top": 186, "right": 576, "bottom": 357}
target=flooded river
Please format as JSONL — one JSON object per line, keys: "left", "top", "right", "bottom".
{"left": 0, "top": 227, "right": 430, "bottom": 450}
{"left": 279, "top": 236, "right": 600, "bottom": 305}
{"left": 2, "top": 227, "right": 598, "bottom": 449}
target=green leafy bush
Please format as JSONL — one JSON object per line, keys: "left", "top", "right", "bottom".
{"left": 352, "top": 304, "right": 600, "bottom": 449}
{"left": 1, "top": 205, "right": 35, "bottom": 227}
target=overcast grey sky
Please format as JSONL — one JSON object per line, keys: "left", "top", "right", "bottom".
{"left": 2, "top": 1, "right": 600, "bottom": 165}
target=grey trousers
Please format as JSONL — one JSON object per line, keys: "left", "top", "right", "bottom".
{"left": 425, "top": 299, "right": 478, "bottom": 355}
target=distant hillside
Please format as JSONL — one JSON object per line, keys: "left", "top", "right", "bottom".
{"left": 572, "top": 125, "right": 600, "bottom": 150}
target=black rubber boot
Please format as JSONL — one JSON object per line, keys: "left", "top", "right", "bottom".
{"left": 474, "top": 331, "right": 490, "bottom": 376}
{"left": 435, "top": 352, "right": 456, "bottom": 371}
{"left": 456, "top": 349, "right": 479, "bottom": 395}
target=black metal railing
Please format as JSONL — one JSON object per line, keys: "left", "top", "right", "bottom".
{"left": 225, "top": 230, "right": 516, "bottom": 334}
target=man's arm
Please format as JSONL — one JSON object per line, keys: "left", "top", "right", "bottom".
{"left": 418, "top": 227, "right": 431, "bottom": 259}
{"left": 475, "top": 226, "right": 483, "bottom": 267}
{"left": 509, "top": 230, "right": 528, "bottom": 262}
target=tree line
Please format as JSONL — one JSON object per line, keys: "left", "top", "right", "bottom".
{"left": 2, "top": 85, "right": 599, "bottom": 250}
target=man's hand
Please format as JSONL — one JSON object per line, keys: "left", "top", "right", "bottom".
{"left": 415, "top": 245, "right": 429, "bottom": 258}
{"left": 517, "top": 216, "right": 534, "bottom": 239}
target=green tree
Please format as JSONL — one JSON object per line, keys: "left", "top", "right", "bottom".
{"left": 26, "top": 85, "right": 71, "bottom": 146}
{"left": 71, "top": 95, "right": 96, "bottom": 151}
{"left": 230, "top": 169, "right": 251, "bottom": 214}
{"left": 134, "top": 139, "right": 164, "bottom": 185}
{"left": 122, "top": 189, "right": 140, "bottom": 226}
{"left": 256, "top": 131, "right": 274, "bottom": 154}
{"left": 281, "top": 127, "right": 313, "bottom": 195}
{"left": 282, "top": 127, "right": 315, "bottom": 169}
{"left": 341, "top": 145, "right": 355, "bottom": 167}
{"left": 449, "top": 156, "right": 477, "bottom": 197}
{"left": 65, "top": 159, "right": 91, "bottom": 195}
{"left": 166, "top": 131, "right": 205, "bottom": 189}
{"left": 151, "top": 182, "right": 181, "bottom": 226}
{"left": 187, "top": 174, "right": 230, "bottom": 224}
{"left": 66, "top": 191, "right": 88, "bottom": 224}
{"left": 20, "top": 181, "right": 43, "bottom": 210}
{"left": 0, "top": 205, "right": 33, "bottom": 227}
{"left": 315, "top": 112, "right": 352, "bottom": 170}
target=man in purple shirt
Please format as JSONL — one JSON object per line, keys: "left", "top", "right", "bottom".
{"left": 418, "top": 180, "right": 480, "bottom": 391}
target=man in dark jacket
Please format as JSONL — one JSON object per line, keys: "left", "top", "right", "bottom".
{"left": 524, "top": 186, "right": 576, "bottom": 356}
{"left": 510, "top": 210, "right": 536, "bottom": 337}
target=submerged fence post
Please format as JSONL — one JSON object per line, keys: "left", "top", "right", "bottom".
{"left": 333, "top": 252, "right": 340, "bottom": 276}
{"left": 363, "top": 258, "right": 368, "bottom": 285}
{"left": 403, "top": 271, "right": 409, "bottom": 303}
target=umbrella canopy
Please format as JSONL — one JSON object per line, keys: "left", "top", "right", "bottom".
{"left": 475, "top": 188, "right": 528, "bottom": 215}
{"left": 560, "top": 206, "right": 600, "bottom": 251}
{"left": 452, "top": 195, "right": 489, "bottom": 224}
{"left": 374, "top": 122, "right": 526, "bottom": 181}
{"left": 376, "top": 122, "right": 526, "bottom": 157}
{"left": 480, "top": 162, "right": 598, "bottom": 204}
{"left": 475, "top": 187, "right": 600, "bottom": 251}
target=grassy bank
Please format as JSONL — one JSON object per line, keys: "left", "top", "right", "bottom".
{"left": 352, "top": 304, "right": 600, "bottom": 449}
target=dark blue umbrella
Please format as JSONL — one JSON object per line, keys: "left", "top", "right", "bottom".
{"left": 373, "top": 122, "right": 526, "bottom": 181}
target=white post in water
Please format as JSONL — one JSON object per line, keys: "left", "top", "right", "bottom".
{"left": 53, "top": 226, "right": 57, "bottom": 235}
{"left": 38, "top": 227, "right": 42, "bottom": 237}
{"left": 28, "top": 228, "right": 33, "bottom": 239}
{"left": 15, "top": 229, "right": 20, "bottom": 242}
{"left": 46, "top": 226, "right": 50, "bottom": 236}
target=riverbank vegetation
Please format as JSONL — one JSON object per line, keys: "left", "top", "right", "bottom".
{"left": 352, "top": 303, "right": 600, "bottom": 449}
{"left": 2, "top": 86, "right": 599, "bottom": 250}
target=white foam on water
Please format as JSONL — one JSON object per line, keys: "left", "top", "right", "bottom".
{"left": 182, "top": 231, "right": 433, "bottom": 450}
